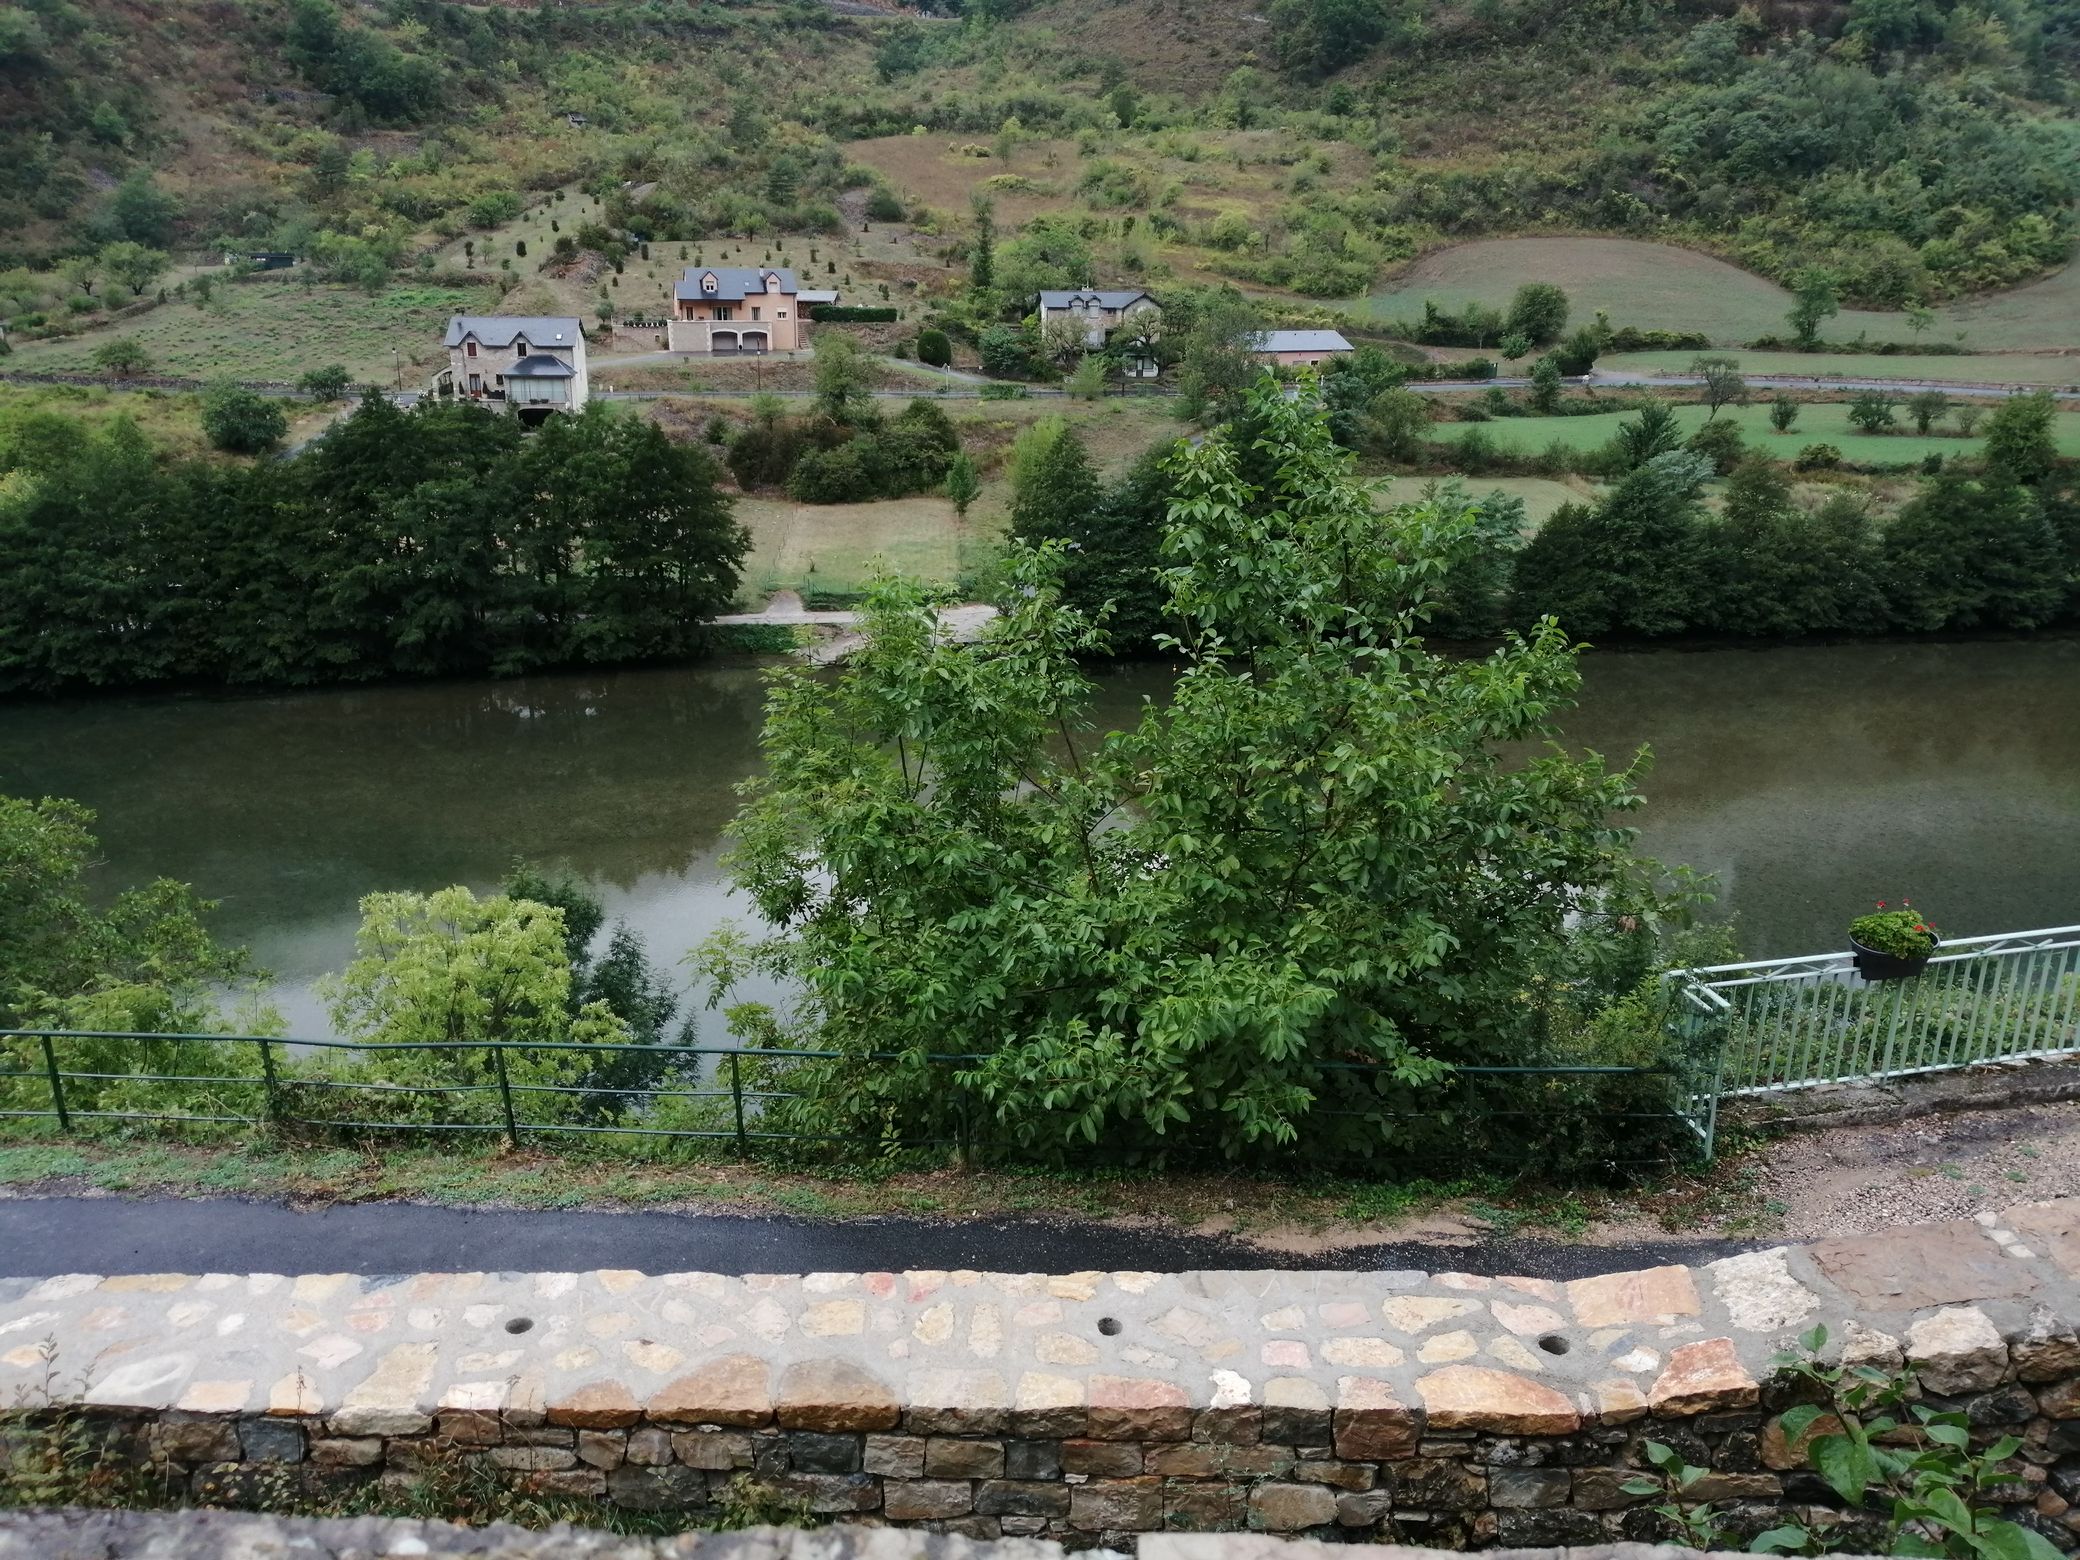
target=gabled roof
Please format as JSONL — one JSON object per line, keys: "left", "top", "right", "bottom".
{"left": 1038, "top": 289, "right": 1155, "bottom": 310}
{"left": 1251, "top": 329, "right": 1353, "bottom": 353}
{"left": 673, "top": 266, "right": 800, "bottom": 303}
{"left": 508, "top": 354, "right": 577, "bottom": 378}
{"left": 443, "top": 316, "right": 584, "bottom": 349}
{"left": 796, "top": 289, "right": 841, "bottom": 305}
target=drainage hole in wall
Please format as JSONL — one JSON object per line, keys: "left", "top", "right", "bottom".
{"left": 1097, "top": 1317, "right": 1122, "bottom": 1336}
{"left": 505, "top": 1317, "right": 535, "bottom": 1335}
{"left": 1537, "top": 1333, "right": 1569, "bottom": 1355}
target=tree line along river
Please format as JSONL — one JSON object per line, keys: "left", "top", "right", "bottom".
{"left": 4, "top": 638, "right": 2076, "bottom": 1040}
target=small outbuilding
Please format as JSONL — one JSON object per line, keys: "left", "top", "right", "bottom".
{"left": 1250, "top": 329, "right": 1353, "bottom": 367}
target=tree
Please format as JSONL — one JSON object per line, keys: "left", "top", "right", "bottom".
{"left": 1691, "top": 355, "right": 1747, "bottom": 420}
{"left": 106, "top": 172, "right": 180, "bottom": 248}
{"left": 1883, "top": 470, "right": 2065, "bottom": 630}
{"left": 1010, "top": 426, "right": 1104, "bottom": 549}
{"left": 1172, "top": 290, "right": 1266, "bottom": 421}
{"left": 944, "top": 451, "right": 981, "bottom": 516}
{"left": 1498, "top": 332, "right": 1531, "bottom": 363}
{"left": 299, "top": 364, "right": 353, "bottom": 402}
{"left": 1906, "top": 304, "right": 1935, "bottom": 341}
{"left": 1847, "top": 390, "right": 1895, "bottom": 433}
{"left": 1699, "top": 458, "right": 1881, "bottom": 638}
{"left": 1511, "top": 452, "right": 1713, "bottom": 637}
{"left": 56, "top": 256, "right": 98, "bottom": 299}
{"left": 1528, "top": 355, "right": 1563, "bottom": 415}
{"left": 91, "top": 338, "right": 152, "bottom": 378}
{"left": 812, "top": 333, "right": 875, "bottom": 424}
{"left": 1361, "top": 387, "right": 1431, "bottom": 460}
{"left": 969, "top": 193, "right": 995, "bottom": 293}
{"left": 702, "top": 376, "right": 1681, "bottom": 1158}
{"left": 1981, "top": 392, "right": 2059, "bottom": 485}
{"left": 916, "top": 328, "right": 952, "bottom": 367}
{"left": 1769, "top": 395, "right": 1800, "bottom": 434}
{"left": 1269, "top": 0, "right": 1415, "bottom": 76}
{"left": 202, "top": 381, "right": 289, "bottom": 454}
{"left": 1611, "top": 402, "right": 1683, "bottom": 470}
{"left": 1907, "top": 389, "right": 1950, "bottom": 435}
{"left": 98, "top": 242, "right": 167, "bottom": 297}
{"left": 1065, "top": 354, "right": 1108, "bottom": 399}
{"left": 993, "top": 215, "right": 1094, "bottom": 304}
{"left": 1787, "top": 269, "right": 1839, "bottom": 348}
{"left": 1505, "top": 282, "right": 1569, "bottom": 344}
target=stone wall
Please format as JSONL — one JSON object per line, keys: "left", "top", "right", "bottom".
{"left": 5, "top": 1202, "right": 2080, "bottom": 1551}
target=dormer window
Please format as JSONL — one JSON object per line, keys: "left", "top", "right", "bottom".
{"left": 512, "top": 338, "right": 528, "bottom": 356}
{"left": 701, "top": 273, "right": 718, "bottom": 293}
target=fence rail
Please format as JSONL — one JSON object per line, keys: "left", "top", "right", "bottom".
{"left": 0, "top": 1030, "right": 1707, "bottom": 1171}
{"left": 1667, "top": 925, "right": 2080, "bottom": 1098}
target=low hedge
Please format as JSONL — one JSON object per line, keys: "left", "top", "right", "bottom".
{"left": 810, "top": 305, "right": 900, "bottom": 323}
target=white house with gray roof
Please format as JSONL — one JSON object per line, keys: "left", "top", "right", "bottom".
{"left": 1037, "top": 288, "right": 1160, "bottom": 376}
{"left": 669, "top": 266, "right": 806, "bottom": 354}
{"left": 1250, "top": 328, "right": 1353, "bottom": 366}
{"left": 440, "top": 315, "right": 590, "bottom": 421}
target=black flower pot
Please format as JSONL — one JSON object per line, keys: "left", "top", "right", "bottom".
{"left": 1851, "top": 934, "right": 1936, "bottom": 982}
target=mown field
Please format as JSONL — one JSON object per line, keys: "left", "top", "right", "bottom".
{"left": 6, "top": 279, "right": 492, "bottom": 383}
{"left": 1372, "top": 473, "right": 1590, "bottom": 530}
{"left": 1367, "top": 238, "right": 2080, "bottom": 351}
{"left": 1427, "top": 399, "right": 2080, "bottom": 466}
{"left": 1602, "top": 349, "right": 2080, "bottom": 389}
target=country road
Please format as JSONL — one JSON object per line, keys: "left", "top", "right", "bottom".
{"left": 0, "top": 1194, "right": 1760, "bottom": 1279}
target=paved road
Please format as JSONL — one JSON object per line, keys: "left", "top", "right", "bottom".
{"left": 0, "top": 1194, "right": 1760, "bottom": 1279}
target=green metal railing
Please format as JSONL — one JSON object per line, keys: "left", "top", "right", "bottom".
{"left": 0, "top": 1030, "right": 1711, "bottom": 1170}
{"left": 1666, "top": 925, "right": 2080, "bottom": 1097}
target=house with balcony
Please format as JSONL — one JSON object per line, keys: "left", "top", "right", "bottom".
{"left": 668, "top": 266, "right": 806, "bottom": 354}
{"left": 1037, "top": 287, "right": 1161, "bottom": 376}
{"left": 439, "top": 315, "right": 590, "bottom": 424}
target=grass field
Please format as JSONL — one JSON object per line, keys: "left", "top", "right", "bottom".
{"left": 1602, "top": 349, "right": 2080, "bottom": 389}
{"left": 0, "top": 383, "right": 211, "bottom": 456}
{"left": 1427, "top": 399, "right": 2080, "bottom": 466}
{"left": 1373, "top": 473, "right": 1591, "bottom": 530}
{"left": 1366, "top": 238, "right": 2080, "bottom": 351}
{"left": 6, "top": 278, "right": 492, "bottom": 383}
{"left": 736, "top": 494, "right": 980, "bottom": 602}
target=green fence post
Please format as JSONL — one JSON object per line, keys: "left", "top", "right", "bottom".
{"left": 492, "top": 1044, "right": 520, "bottom": 1150}
{"left": 729, "top": 1052, "right": 748, "bottom": 1155}
{"left": 257, "top": 1037, "right": 281, "bottom": 1127}
{"left": 40, "top": 1036, "right": 71, "bottom": 1132}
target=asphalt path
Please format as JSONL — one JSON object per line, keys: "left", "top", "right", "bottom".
{"left": 0, "top": 1195, "right": 1761, "bottom": 1279}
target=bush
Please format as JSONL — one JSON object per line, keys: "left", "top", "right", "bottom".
{"left": 916, "top": 328, "right": 952, "bottom": 367}
{"left": 809, "top": 305, "right": 899, "bottom": 322}
{"left": 201, "top": 381, "right": 288, "bottom": 454}
{"left": 1685, "top": 417, "right": 1745, "bottom": 475}
{"left": 865, "top": 189, "right": 905, "bottom": 222}
{"left": 788, "top": 440, "right": 876, "bottom": 503}
{"left": 1793, "top": 442, "right": 1843, "bottom": 471}
{"left": 298, "top": 364, "right": 352, "bottom": 402}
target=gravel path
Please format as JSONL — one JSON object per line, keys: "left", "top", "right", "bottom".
{"left": 1747, "top": 1095, "right": 2080, "bottom": 1240}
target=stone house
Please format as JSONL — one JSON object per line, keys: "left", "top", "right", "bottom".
{"left": 668, "top": 267, "right": 806, "bottom": 354}
{"left": 1251, "top": 328, "right": 1354, "bottom": 367}
{"left": 439, "top": 315, "right": 590, "bottom": 423}
{"left": 1037, "top": 288, "right": 1161, "bottom": 376}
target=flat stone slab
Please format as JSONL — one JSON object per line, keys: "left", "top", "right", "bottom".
{"left": 1807, "top": 1220, "right": 2039, "bottom": 1309}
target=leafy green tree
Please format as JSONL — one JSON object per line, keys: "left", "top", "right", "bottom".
{"left": 1430, "top": 484, "right": 1526, "bottom": 638}
{"left": 968, "top": 193, "right": 995, "bottom": 293}
{"left": 1847, "top": 390, "right": 1895, "bottom": 432}
{"left": 107, "top": 172, "right": 180, "bottom": 247}
{"left": 992, "top": 215, "right": 1093, "bottom": 303}
{"left": 1528, "top": 355, "right": 1563, "bottom": 414}
{"left": 1699, "top": 458, "right": 1880, "bottom": 637}
{"left": 1320, "top": 345, "right": 1408, "bottom": 449}
{"left": 1611, "top": 401, "right": 1683, "bottom": 470}
{"left": 1981, "top": 391, "right": 2059, "bottom": 485}
{"left": 1498, "top": 331, "right": 1531, "bottom": 363}
{"left": 1769, "top": 395, "right": 1799, "bottom": 434}
{"left": 1787, "top": 268, "right": 1839, "bottom": 348}
{"left": 1065, "top": 353, "right": 1107, "bottom": 399}
{"left": 98, "top": 241, "right": 167, "bottom": 297}
{"left": 1906, "top": 389, "right": 1950, "bottom": 434}
{"left": 1685, "top": 416, "right": 1745, "bottom": 475}
{"left": 812, "top": 333, "right": 875, "bottom": 424}
{"left": 703, "top": 377, "right": 1680, "bottom": 1156}
{"left": 202, "top": 380, "right": 289, "bottom": 454}
{"left": 1883, "top": 470, "right": 2065, "bottom": 630}
{"left": 1171, "top": 290, "right": 1266, "bottom": 421}
{"left": 1010, "top": 425, "right": 1104, "bottom": 550}
{"left": 944, "top": 450, "right": 981, "bottom": 516}
{"left": 298, "top": 364, "right": 353, "bottom": 402}
{"left": 1511, "top": 452, "right": 1713, "bottom": 637}
{"left": 1690, "top": 355, "right": 1746, "bottom": 420}
{"left": 1505, "top": 282, "right": 1569, "bottom": 343}
{"left": 1269, "top": 0, "right": 1417, "bottom": 76}
{"left": 91, "top": 338, "right": 152, "bottom": 378}
{"left": 916, "top": 328, "right": 952, "bottom": 368}
{"left": 1362, "top": 387, "right": 1431, "bottom": 460}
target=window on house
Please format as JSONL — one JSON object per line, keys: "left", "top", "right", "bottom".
{"left": 465, "top": 341, "right": 478, "bottom": 357}
{"left": 702, "top": 274, "right": 717, "bottom": 293}
{"left": 468, "top": 374, "right": 482, "bottom": 394}
{"left": 714, "top": 307, "right": 733, "bottom": 322}
{"left": 751, "top": 307, "right": 761, "bottom": 321}
{"left": 512, "top": 340, "right": 528, "bottom": 357}
{"left": 777, "top": 311, "right": 788, "bottom": 319}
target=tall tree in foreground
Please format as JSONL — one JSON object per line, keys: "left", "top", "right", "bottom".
{"left": 702, "top": 376, "right": 1688, "bottom": 1160}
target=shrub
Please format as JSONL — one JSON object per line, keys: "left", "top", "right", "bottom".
{"left": 1685, "top": 417, "right": 1745, "bottom": 475}
{"left": 1504, "top": 282, "right": 1568, "bottom": 343}
{"left": 916, "top": 328, "right": 952, "bottom": 367}
{"left": 1849, "top": 903, "right": 1938, "bottom": 957}
{"left": 201, "top": 381, "right": 288, "bottom": 454}
{"left": 809, "top": 305, "right": 899, "bottom": 322}
{"left": 787, "top": 440, "right": 876, "bottom": 503}
{"left": 298, "top": 364, "right": 353, "bottom": 402}
{"left": 1793, "top": 442, "right": 1843, "bottom": 471}
{"left": 1846, "top": 390, "right": 1896, "bottom": 433}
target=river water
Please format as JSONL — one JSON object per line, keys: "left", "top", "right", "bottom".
{"left": 4, "top": 640, "right": 2076, "bottom": 1039}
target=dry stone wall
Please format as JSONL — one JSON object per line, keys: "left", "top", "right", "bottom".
{"left": 6, "top": 1202, "right": 2080, "bottom": 1551}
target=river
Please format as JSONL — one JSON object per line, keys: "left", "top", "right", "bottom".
{"left": 4, "top": 639, "right": 2076, "bottom": 1039}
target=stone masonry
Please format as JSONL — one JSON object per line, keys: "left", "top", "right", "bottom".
{"left": 6, "top": 1201, "right": 2080, "bottom": 1551}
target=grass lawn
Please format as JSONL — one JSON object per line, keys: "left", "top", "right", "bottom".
{"left": 736, "top": 493, "right": 981, "bottom": 602}
{"left": 1603, "top": 348, "right": 2080, "bottom": 389}
{"left": 1365, "top": 237, "right": 2080, "bottom": 351}
{"left": 1374, "top": 473, "right": 1591, "bottom": 530}
{"left": 6, "top": 278, "right": 493, "bottom": 383}
{"left": 1427, "top": 399, "right": 2080, "bottom": 465}
{"left": 0, "top": 382, "right": 212, "bottom": 456}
